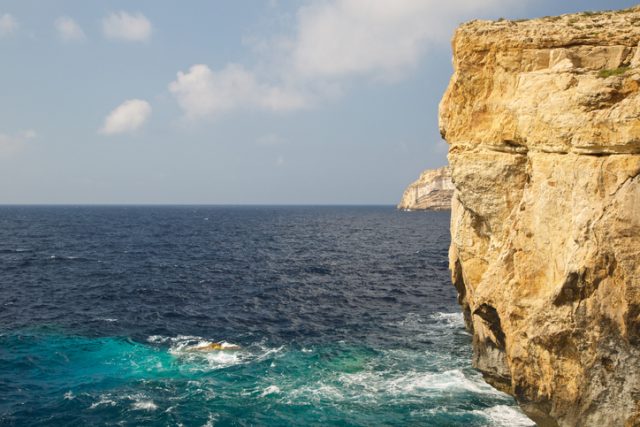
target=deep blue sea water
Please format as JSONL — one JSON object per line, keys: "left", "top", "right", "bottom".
{"left": 0, "top": 206, "right": 533, "bottom": 426}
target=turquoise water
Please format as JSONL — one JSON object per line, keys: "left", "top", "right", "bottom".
{"left": 0, "top": 206, "right": 534, "bottom": 425}
{"left": 1, "top": 316, "right": 530, "bottom": 426}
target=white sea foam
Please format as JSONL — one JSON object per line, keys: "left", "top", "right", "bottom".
{"left": 260, "top": 385, "right": 281, "bottom": 397}
{"left": 63, "top": 391, "right": 74, "bottom": 400}
{"left": 275, "top": 360, "right": 507, "bottom": 407}
{"left": 338, "top": 369, "right": 504, "bottom": 399}
{"left": 200, "top": 350, "right": 243, "bottom": 369}
{"left": 476, "top": 405, "right": 536, "bottom": 426}
{"left": 49, "top": 254, "right": 82, "bottom": 261}
{"left": 392, "top": 312, "right": 428, "bottom": 333}
{"left": 151, "top": 336, "right": 283, "bottom": 363}
{"left": 394, "top": 311, "right": 464, "bottom": 331}
{"left": 389, "top": 369, "right": 501, "bottom": 395}
{"left": 131, "top": 400, "right": 158, "bottom": 411}
{"left": 254, "top": 345, "right": 285, "bottom": 361}
{"left": 286, "top": 383, "right": 345, "bottom": 403}
{"left": 148, "top": 335, "right": 264, "bottom": 371}
{"left": 430, "top": 311, "right": 465, "bottom": 328}
{"left": 147, "top": 335, "right": 236, "bottom": 348}
{"left": 409, "top": 405, "right": 450, "bottom": 416}
{"left": 89, "top": 395, "right": 117, "bottom": 409}
{"left": 146, "top": 335, "right": 168, "bottom": 343}
{"left": 409, "top": 404, "right": 533, "bottom": 425}
{"left": 203, "top": 414, "right": 218, "bottom": 427}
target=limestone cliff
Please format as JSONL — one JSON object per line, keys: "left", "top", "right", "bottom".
{"left": 440, "top": 6, "right": 640, "bottom": 427}
{"left": 397, "top": 166, "right": 453, "bottom": 210}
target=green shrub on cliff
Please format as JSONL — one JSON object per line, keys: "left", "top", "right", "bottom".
{"left": 598, "top": 66, "right": 630, "bottom": 78}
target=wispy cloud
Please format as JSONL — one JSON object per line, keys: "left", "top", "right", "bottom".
{"left": 0, "top": 130, "right": 36, "bottom": 157}
{"left": 55, "top": 16, "right": 86, "bottom": 42}
{"left": 100, "top": 99, "right": 152, "bottom": 135}
{"left": 102, "top": 11, "right": 152, "bottom": 42}
{"left": 0, "top": 13, "right": 18, "bottom": 37}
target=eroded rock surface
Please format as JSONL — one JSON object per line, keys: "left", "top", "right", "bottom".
{"left": 440, "top": 7, "right": 640, "bottom": 427}
{"left": 397, "top": 166, "right": 454, "bottom": 211}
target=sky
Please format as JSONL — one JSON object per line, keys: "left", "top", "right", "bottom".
{"left": 0, "top": 0, "right": 637, "bottom": 204}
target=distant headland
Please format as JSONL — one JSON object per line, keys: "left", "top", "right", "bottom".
{"left": 397, "top": 166, "right": 454, "bottom": 211}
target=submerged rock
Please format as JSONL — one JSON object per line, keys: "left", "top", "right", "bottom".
{"left": 185, "top": 342, "right": 241, "bottom": 352}
{"left": 397, "top": 166, "right": 454, "bottom": 211}
{"left": 440, "top": 6, "right": 640, "bottom": 427}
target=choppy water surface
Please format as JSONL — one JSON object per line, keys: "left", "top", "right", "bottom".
{"left": 0, "top": 206, "right": 533, "bottom": 426}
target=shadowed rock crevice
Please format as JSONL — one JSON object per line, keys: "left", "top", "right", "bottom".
{"left": 553, "top": 253, "right": 616, "bottom": 306}
{"left": 473, "top": 304, "right": 506, "bottom": 350}
{"left": 452, "top": 258, "right": 473, "bottom": 331}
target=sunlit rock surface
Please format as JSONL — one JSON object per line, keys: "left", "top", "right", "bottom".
{"left": 440, "top": 6, "right": 640, "bottom": 427}
{"left": 397, "top": 166, "right": 454, "bottom": 211}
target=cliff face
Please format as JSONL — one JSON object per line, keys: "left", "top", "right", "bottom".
{"left": 440, "top": 7, "right": 640, "bottom": 427}
{"left": 397, "top": 166, "right": 454, "bottom": 210}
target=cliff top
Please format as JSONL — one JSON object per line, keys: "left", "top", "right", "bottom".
{"left": 413, "top": 166, "right": 450, "bottom": 182}
{"left": 440, "top": 5, "right": 640, "bottom": 155}
{"left": 459, "top": 6, "right": 640, "bottom": 49}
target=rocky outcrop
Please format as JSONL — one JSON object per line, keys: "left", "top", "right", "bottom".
{"left": 397, "top": 166, "right": 454, "bottom": 210}
{"left": 440, "top": 6, "right": 640, "bottom": 427}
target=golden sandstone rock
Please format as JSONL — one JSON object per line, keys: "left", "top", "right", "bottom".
{"left": 185, "top": 342, "right": 241, "bottom": 352}
{"left": 397, "top": 166, "right": 454, "bottom": 211}
{"left": 440, "top": 6, "right": 640, "bottom": 427}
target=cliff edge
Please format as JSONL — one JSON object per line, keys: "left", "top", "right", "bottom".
{"left": 397, "top": 166, "right": 454, "bottom": 210}
{"left": 440, "top": 6, "right": 640, "bottom": 427}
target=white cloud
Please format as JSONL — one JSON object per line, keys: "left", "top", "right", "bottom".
{"left": 55, "top": 16, "right": 85, "bottom": 42}
{"left": 169, "top": 0, "right": 522, "bottom": 120}
{"left": 169, "top": 64, "right": 307, "bottom": 120}
{"left": 291, "top": 0, "right": 513, "bottom": 80}
{"left": 0, "top": 13, "right": 18, "bottom": 37}
{"left": 102, "top": 11, "right": 152, "bottom": 42}
{"left": 0, "top": 130, "right": 36, "bottom": 157}
{"left": 100, "top": 99, "right": 152, "bottom": 135}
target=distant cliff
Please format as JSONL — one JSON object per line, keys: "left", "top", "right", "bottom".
{"left": 440, "top": 6, "right": 640, "bottom": 427}
{"left": 397, "top": 166, "right": 453, "bottom": 211}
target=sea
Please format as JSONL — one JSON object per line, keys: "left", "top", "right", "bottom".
{"left": 0, "top": 206, "right": 534, "bottom": 426}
